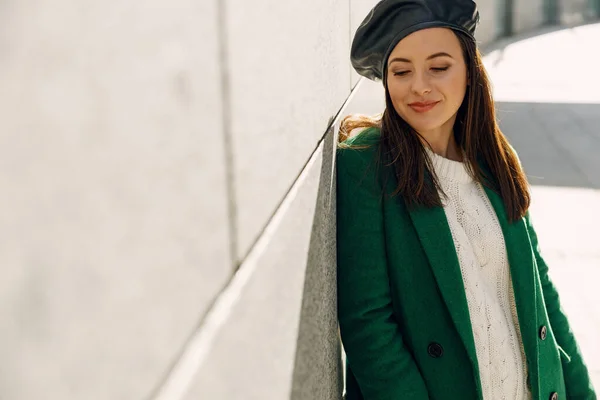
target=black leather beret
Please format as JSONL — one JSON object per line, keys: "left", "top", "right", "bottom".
{"left": 351, "top": 0, "right": 479, "bottom": 81}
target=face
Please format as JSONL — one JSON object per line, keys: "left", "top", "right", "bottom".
{"left": 385, "top": 27, "right": 468, "bottom": 138}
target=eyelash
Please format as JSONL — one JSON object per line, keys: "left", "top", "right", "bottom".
{"left": 393, "top": 66, "right": 449, "bottom": 76}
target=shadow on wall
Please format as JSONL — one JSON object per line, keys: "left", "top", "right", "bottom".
{"left": 495, "top": 102, "right": 600, "bottom": 190}
{"left": 290, "top": 125, "right": 344, "bottom": 400}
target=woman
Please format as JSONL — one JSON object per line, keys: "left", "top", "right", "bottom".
{"left": 336, "top": 1, "right": 596, "bottom": 399}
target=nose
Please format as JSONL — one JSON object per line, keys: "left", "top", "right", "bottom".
{"left": 411, "top": 72, "right": 431, "bottom": 96}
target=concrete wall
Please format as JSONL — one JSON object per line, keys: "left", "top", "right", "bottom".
{"left": 0, "top": 0, "right": 594, "bottom": 399}
{"left": 0, "top": 0, "right": 231, "bottom": 399}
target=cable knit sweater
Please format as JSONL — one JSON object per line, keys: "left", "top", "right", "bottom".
{"left": 424, "top": 146, "right": 532, "bottom": 400}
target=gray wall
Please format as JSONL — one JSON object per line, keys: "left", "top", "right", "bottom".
{"left": 1, "top": 0, "right": 231, "bottom": 399}
{"left": 0, "top": 0, "right": 594, "bottom": 399}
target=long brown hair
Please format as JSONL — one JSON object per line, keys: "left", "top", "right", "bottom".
{"left": 339, "top": 30, "right": 530, "bottom": 223}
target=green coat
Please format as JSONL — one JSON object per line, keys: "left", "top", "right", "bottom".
{"left": 336, "top": 127, "right": 596, "bottom": 400}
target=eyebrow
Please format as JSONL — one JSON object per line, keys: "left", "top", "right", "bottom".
{"left": 388, "top": 52, "right": 454, "bottom": 66}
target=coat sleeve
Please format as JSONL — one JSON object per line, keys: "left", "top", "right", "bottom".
{"left": 525, "top": 211, "right": 597, "bottom": 400}
{"left": 336, "top": 145, "right": 429, "bottom": 400}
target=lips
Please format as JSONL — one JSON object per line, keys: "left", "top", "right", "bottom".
{"left": 409, "top": 101, "right": 440, "bottom": 113}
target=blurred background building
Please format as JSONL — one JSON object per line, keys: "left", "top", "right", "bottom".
{"left": 0, "top": 0, "right": 599, "bottom": 399}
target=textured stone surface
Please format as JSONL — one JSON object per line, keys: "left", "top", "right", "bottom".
{"left": 185, "top": 130, "right": 341, "bottom": 400}
{"left": 226, "top": 0, "right": 351, "bottom": 261}
{"left": 0, "top": 1, "right": 230, "bottom": 399}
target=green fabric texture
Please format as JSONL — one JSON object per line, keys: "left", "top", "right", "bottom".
{"left": 336, "top": 127, "right": 596, "bottom": 400}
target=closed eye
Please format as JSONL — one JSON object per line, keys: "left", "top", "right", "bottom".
{"left": 393, "top": 66, "right": 449, "bottom": 77}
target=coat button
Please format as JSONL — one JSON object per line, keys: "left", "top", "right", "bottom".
{"left": 427, "top": 342, "right": 444, "bottom": 358}
{"left": 540, "top": 325, "right": 547, "bottom": 340}
{"left": 549, "top": 392, "right": 558, "bottom": 400}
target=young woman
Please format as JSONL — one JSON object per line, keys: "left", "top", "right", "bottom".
{"left": 336, "top": 1, "right": 596, "bottom": 399}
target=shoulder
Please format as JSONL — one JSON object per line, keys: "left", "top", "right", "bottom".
{"left": 339, "top": 126, "right": 381, "bottom": 147}
{"left": 336, "top": 126, "right": 382, "bottom": 178}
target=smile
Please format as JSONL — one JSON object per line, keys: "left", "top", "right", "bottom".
{"left": 409, "top": 101, "right": 440, "bottom": 113}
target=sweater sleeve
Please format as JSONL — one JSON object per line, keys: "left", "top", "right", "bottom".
{"left": 524, "top": 211, "right": 597, "bottom": 400}
{"left": 336, "top": 144, "right": 429, "bottom": 400}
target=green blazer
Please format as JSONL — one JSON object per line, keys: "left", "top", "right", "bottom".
{"left": 336, "top": 127, "right": 596, "bottom": 400}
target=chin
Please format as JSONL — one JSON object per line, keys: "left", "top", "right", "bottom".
{"left": 404, "top": 119, "right": 445, "bottom": 133}
{"left": 401, "top": 108, "right": 456, "bottom": 135}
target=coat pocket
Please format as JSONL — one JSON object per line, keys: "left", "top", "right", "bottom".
{"left": 557, "top": 345, "right": 572, "bottom": 363}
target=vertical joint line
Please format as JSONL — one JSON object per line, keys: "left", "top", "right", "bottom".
{"left": 217, "top": 0, "right": 239, "bottom": 270}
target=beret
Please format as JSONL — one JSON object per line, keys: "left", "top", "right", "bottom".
{"left": 350, "top": 0, "right": 479, "bottom": 81}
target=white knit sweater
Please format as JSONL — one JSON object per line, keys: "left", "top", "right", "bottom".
{"left": 425, "top": 146, "right": 532, "bottom": 400}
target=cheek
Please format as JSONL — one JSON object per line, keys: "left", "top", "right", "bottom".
{"left": 386, "top": 81, "right": 410, "bottom": 110}
{"left": 440, "top": 72, "right": 468, "bottom": 101}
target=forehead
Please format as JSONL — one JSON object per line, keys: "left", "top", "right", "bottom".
{"left": 389, "top": 27, "right": 462, "bottom": 58}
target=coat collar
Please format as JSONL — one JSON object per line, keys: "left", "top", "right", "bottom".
{"left": 407, "top": 175, "right": 539, "bottom": 399}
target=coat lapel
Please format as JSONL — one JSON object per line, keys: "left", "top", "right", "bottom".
{"left": 407, "top": 176, "right": 539, "bottom": 399}
{"left": 407, "top": 205, "right": 482, "bottom": 383}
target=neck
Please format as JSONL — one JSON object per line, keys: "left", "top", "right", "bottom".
{"left": 418, "top": 129, "right": 463, "bottom": 162}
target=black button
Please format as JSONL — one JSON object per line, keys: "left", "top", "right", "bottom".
{"left": 427, "top": 342, "right": 444, "bottom": 358}
{"left": 549, "top": 392, "right": 558, "bottom": 400}
{"left": 540, "top": 325, "right": 547, "bottom": 340}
